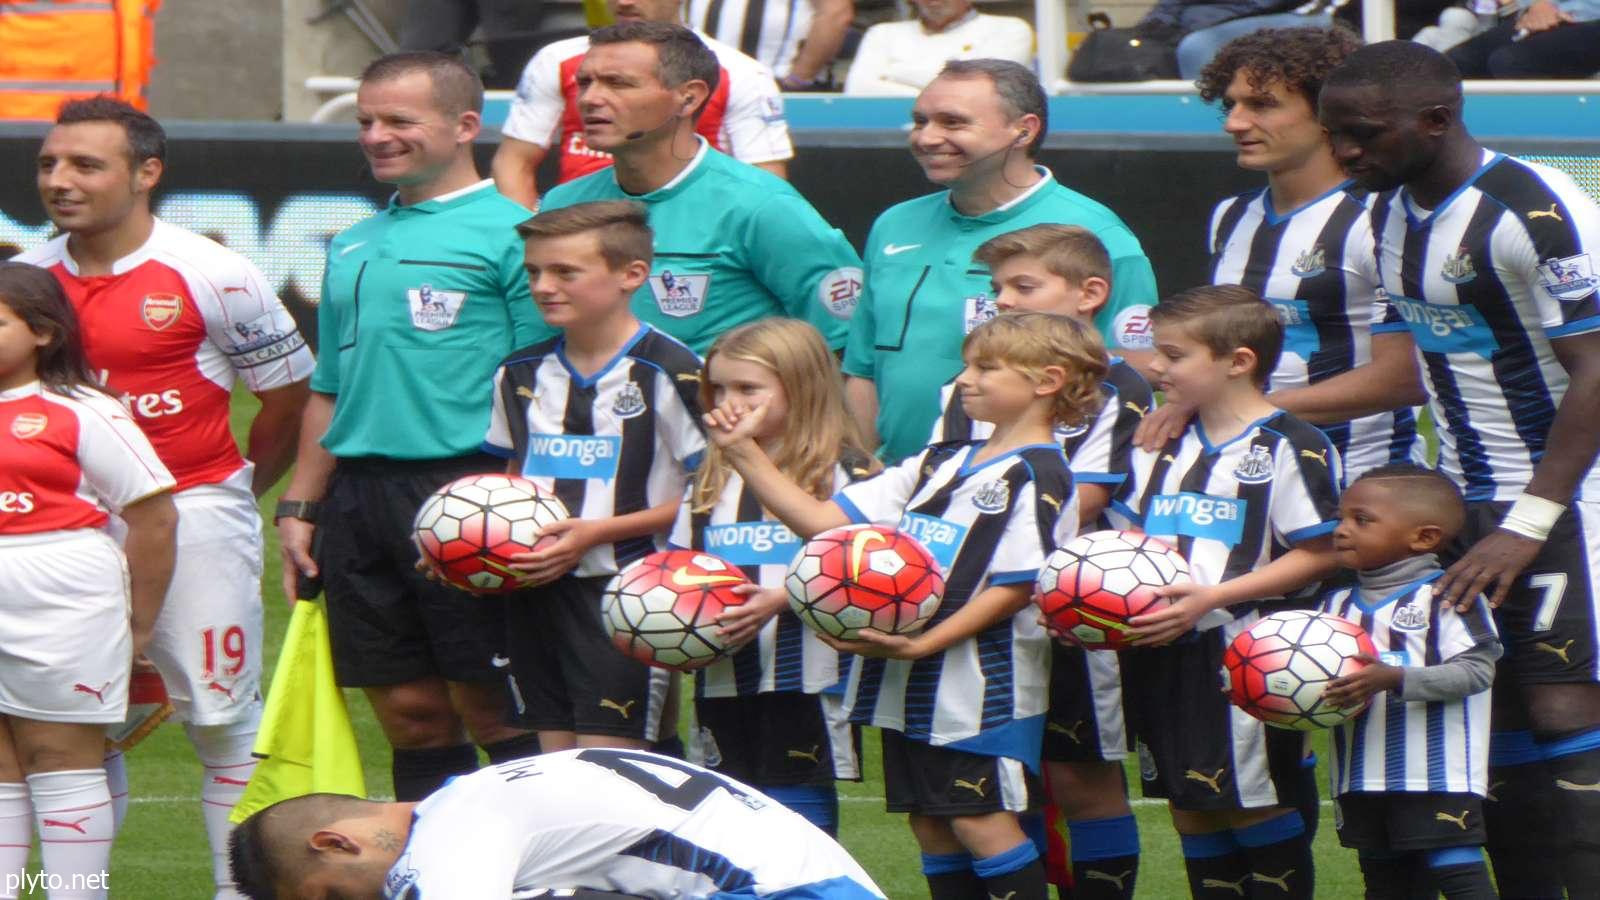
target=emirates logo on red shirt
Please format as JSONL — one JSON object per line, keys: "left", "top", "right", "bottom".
{"left": 140, "top": 293, "right": 183, "bottom": 331}
{"left": 10, "top": 413, "right": 46, "bottom": 439}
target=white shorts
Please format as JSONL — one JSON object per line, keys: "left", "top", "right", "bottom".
{"left": 0, "top": 530, "right": 132, "bottom": 723}
{"left": 140, "top": 480, "right": 264, "bottom": 726}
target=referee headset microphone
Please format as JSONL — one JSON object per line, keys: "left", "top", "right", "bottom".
{"left": 952, "top": 128, "right": 1038, "bottom": 189}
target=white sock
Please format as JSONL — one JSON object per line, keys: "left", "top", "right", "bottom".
{"left": 186, "top": 723, "right": 257, "bottom": 899}
{"left": 0, "top": 783, "right": 30, "bottom": 899}
{"left": 100, "top": 752, "right": 126, "bottom": 834}
{"left": 27, "top": 769, "right": 112, "bottom": 900}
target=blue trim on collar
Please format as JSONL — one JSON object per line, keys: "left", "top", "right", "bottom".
{"left": 556, "top": 324, "right": 650, "bottom": 388}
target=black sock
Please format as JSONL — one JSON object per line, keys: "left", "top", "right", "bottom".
{"left": 922, "top": 852, "right": 981, "bottom": 900}
{"left": 391, "top": 743, "right": 478, "bottom": 801}
{"left": 1484, "top": 745, "right": 1568, "bottom": 900}
{"left": 1425, "top": 847, "right": 1497, "bottom": 900}
{"left": 480, "top": 732, "right": 541, "bottom": 764}
{"left": 1357, "top": 853, "right": 1433, "bottom": 900}
{"left": 1233, "top": 812, "right": 1312, "bottom": 899}
{"left": 1067, "top": 814, "right": 1139, "bottom": 899}
{"left": 1542, "top": 731, "right": 1600, "bottom": 894}
{"left": 1179, "top": 832, "right": 1248, "bottom": 899}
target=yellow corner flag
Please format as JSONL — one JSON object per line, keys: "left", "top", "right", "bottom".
{"left": 230, "top": 600, "right": 366, "bottom": 824}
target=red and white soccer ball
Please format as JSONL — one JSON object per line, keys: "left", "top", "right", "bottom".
{"left": 412, "top": 474, "right": 569, "bottom": 594}
{"left": 1223, "top": 610, "right": 1379, "bottom": 731}
{"left": 601, "top": 550, "right": 750, "bottom": 671}
{"left": 1035, "top": 530, "right": 1190, "bottom": 650}
{"left": 784, "top": 524, "right": 944, "bottom": 640}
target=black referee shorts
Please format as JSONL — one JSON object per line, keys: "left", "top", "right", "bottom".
{"left": 320, "top": 453, "right": 507, "bottom": 687}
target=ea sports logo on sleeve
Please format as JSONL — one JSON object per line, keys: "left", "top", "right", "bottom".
{"left": 818, "top": 267, "right": 863, "bottom": 319}
{"left": 1112, "top": 304, "right": 1154, "bottom": 350}
{"left": 10, "top": 413, "right": 46, "bottom": 439}
{"left": 140, "top": 293, "right": 183, "bottom": 331}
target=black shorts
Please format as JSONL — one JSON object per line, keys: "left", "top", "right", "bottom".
{"left": 880, "top": 728, "right": 1038, "bottom": 816}
{"left": 321, "top": 454, "right": 507, "bottom": 687}
{"left": 506, "top": 574, "right": 671, "bottom": 741}
{"left": 694, "top": 691, "right": 859, "bottom": 787}
{"left": 1122, "top": 627, "right": 1314, "bottom": 811}
{"left": 1043, "top": 641, "right": 1128, "bottom": 764}
{"left": 1451, "top": 500, "right": 1600, "bottom": 685}
{"left": 1334, "top": 791, "right": 1487, "bottom": 852}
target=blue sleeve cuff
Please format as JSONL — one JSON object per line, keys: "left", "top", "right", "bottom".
{"left": 1286, "top": 520, "right": 1338, "bottom": 543}
{"left": 683, "top": 450, "right": 705, "bottom": 473}
{"left": 832, "top": 492, "right": 870, "bottom": 524}
{"left": 1547, "top": 317, "right": 1600, "bottom": 339}
{"left": 1073, "top": 472, "right": 1128, "bottom": 486}
{"left": 1371, "top": 321, "right": 1411, "bottom": 335}
{"left": 480, "top": 441, "right": 515, "bottom": 459}
{"left": 1110, "top": 499, "right": 1141, "bottom": 523}
{"left": 667, "top": 541, "right": 689, "bottom": 551}
{"left": 989, "top": 570, "right": 1039, "bottom": 586}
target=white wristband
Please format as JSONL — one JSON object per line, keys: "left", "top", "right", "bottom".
{"left": 1500, "top": 492, "right": 1567, "bottom": 541}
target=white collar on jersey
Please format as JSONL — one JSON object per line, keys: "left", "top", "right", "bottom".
{"left": 642, "top": 137, "right": 711, "bottom": 196}
{"left": 56, "top": 218, "right": 166, "bottom": 277}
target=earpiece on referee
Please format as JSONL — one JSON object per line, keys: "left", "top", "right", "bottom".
{"left": 1016, "top": 129, "right": 1031, "bottom": 145}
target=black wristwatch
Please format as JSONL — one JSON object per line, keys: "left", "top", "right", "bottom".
{"left": 274, "top": 499, "right": 322, "bottom": 524}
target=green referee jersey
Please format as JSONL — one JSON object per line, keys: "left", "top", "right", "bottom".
{"left": 539, "top": 140, "right": 864, "bottom": 354}
{"left": 311, "top": 179, "right": 554, "bottom": 460}
{"left": 842, "top": 169, "right": 1160, "bottom": 464}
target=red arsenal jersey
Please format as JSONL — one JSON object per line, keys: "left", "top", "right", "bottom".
{"left": 0, "top": 382, "right": 174, "bottom": 535}
{"left": 18, "top": 220, "right": 315, "bottom": 493}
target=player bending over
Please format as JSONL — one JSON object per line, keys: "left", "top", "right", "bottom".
{"left": 926, "top": 225, "right": 1150, "bottom": 897}
{"left": 1107, "top": 285, "right": 1342, "bottom": 899}
{"left": 228, "top": 749, "right": 883, "bottom": 899}
{"left": 1318, "top": 464, "right": 1501, "bottom": 898}
{"left": 707, "top": 312, "right": 1106, "bottom": 900}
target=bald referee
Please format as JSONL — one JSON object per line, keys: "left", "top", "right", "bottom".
{"left": 277, "top": 52, "right": 549, "bottom": 802}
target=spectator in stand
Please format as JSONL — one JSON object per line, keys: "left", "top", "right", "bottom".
{"left": 1447, "top": 0, "right": 1600, "bottom": 77}
{"left": 688, "top": 0, "right": 854, "bottom": 90}
{"left": 399, "top": 0, "right": 550, "bottom": 89}
{"left": 843, "top": 0, "right": 1033, "bottom": 96}
{"left": 493, "top": 0, "right": 793, "bottom": 208}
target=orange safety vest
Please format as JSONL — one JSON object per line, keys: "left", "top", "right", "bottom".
{"left": 0, "top": 0, "right": 161, "bottom": 121}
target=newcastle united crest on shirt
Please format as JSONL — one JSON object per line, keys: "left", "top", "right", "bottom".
{"left": 649, "top": 270, "right": 711, "bottom": 318}
{"left": 612, "top": 381, "right": 646, "bottom": 419}
{"left": 1391, "top": 601, "right": 1430, "bottom": 632}
{"left": 1232, "top": 445, "right": 1274, "bottom": 485}
{"left": 1440, "top": 248, "right": 1476, "bottom": 285}
{"left": 408, "top": 284, "right": 466, "bottom": 331}
{"left": 971, "top": 479, "right": 1010, "bottom": 513}
{"left": 1537, "top": 254, "right": 1598, "bottom": 302}
{"left": 1290, "top": 245, "right": 1325, "bottom": 278}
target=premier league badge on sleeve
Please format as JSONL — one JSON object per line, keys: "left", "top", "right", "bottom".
{"left": 1537, "top": 254, "right": 1598, "bottom": 302}
{"left": 649, "top": 270, "right": 711, "bottom": 318}
{"left": 408, "top": 283, "right": 467, "bottom": 331}
{"left": 963, "top": 293, "right": 999, "bottom": 334}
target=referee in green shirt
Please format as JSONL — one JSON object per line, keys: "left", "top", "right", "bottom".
{"left": 277, "top": 52, "right": 548, "bottom": 802}
{"left": 538, "top": 21, "right": 864, "bottom": 355}
{"left": 843, "top": 59, "right": 1161, "bottom": 464}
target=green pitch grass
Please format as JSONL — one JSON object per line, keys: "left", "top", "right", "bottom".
{"left": 79, "top": 391, "right": 1388, "bottom": 898}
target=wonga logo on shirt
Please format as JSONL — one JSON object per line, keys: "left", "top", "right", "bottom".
{"left": 1144, "top": 493, "right": 1246, "bottom": 546}
{"left": 1388, "top": 296, "right": 1497, "bottom": 359}
{"left": 522, "top": 433, "right": 621, "bottom": 480}
{"left": 704, "top": 520, "right": 803, "bottom": 566}
{"left": 898, "top": 512, "right": 968, "bottom": 569}
{"left": 1268, "top": 298, "right": 1320, "bottom": 360}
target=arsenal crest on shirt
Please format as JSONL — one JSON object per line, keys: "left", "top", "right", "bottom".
{"left": 9, "top": 413, "right": 46, "bottom": 440}
{"left": 140, "top": 293, "right": 183, "bottom": 331}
